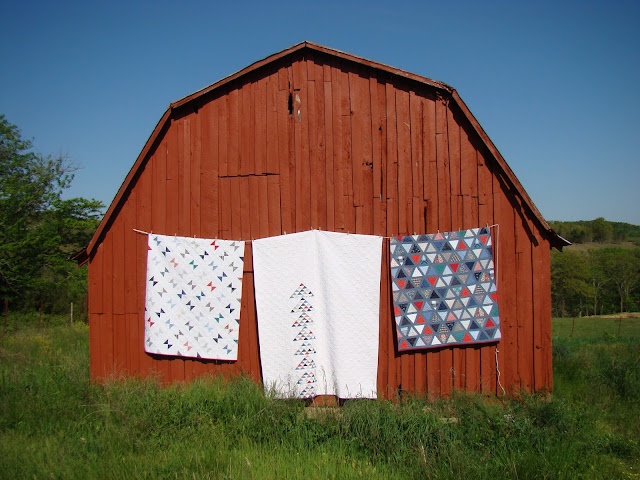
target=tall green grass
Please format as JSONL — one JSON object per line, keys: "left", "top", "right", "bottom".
{"left": 1, "top": 319, "right": 639, "bottom": 479}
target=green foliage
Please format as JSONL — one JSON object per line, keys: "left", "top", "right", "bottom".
{"left": 1, "top": 323, "right": 639, "bottom": 479}
{"left": 551, "top": 245, "right": 640, "bottom": 317}
{"left": 549, "top": 218, "right": 640, "bottom": 245}
{"left": 0, "top": 115, "right": 103, "bottom": 312}
{"left": 551, "top": 250, "right": 593, "bottom": 316}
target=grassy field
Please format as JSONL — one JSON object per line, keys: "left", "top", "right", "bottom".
{"left": 552, "top": 315, "right": 640, "bottom": 338}
{"left": 1, "top": 316, "right": 639, "bottom": 479}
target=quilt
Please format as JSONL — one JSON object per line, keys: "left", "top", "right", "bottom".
{"left": 253, "top": 230, "right": 383, "bottom": 399}
{"left": 390, "top": 227, "right": 501, "bottom": 351}
{"left": 144, "top": 234, "right": 245, "bottom": 361}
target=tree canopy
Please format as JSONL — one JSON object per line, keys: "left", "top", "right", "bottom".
{"left": 0, "top": 115, "right": 103, "bottom": 311}
{"left": 551, "top": 246, "right": 640, "bottom": 317}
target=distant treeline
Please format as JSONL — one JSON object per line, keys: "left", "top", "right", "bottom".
{"left": 549, "top": 217, "right": 640, "bottom": 245}
{"left": 549, "top": 218, "right": 640, "bottom": 317}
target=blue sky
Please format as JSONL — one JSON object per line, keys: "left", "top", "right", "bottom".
{"left": 1, "top": 0, "right": 639, "bottom": 224}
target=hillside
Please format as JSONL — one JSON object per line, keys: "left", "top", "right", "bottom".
{"left": 549, "top": 218, "right": 640, "bottom": 246}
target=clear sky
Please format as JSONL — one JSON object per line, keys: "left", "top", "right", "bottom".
{"left": 1, "top": 0, "right": 639, "bottom": 224}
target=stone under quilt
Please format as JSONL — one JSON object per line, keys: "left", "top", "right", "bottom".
{"left": 252, "top": 230, "right": 382, "bottom": 399}
{"left": 390, "top": 227, "right": 501, "bottom": 351}
{"left": 144, "top": 234, "right": 245, "bottom": 361}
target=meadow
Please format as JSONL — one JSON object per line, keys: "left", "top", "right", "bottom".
{"left": 1, "top": 314, "right": 638, "bottom": 479}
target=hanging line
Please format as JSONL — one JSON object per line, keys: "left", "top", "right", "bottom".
{"left": 495, "top": 347, "right": 506, "bottom": 396}
{"left": 380, "top": 224, "right": 499, "bottom": 240}
{"left": 134, "top": 225, "right": 500, "bottom": 245}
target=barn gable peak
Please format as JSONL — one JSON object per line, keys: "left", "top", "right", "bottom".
{"left": 81, "top": 41, "right": 567, "bottom": 260}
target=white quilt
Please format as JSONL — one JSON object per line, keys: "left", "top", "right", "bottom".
{"left": 252, "top": 230, "right": 382, "bottom": 399}
{"left": 144, "top": 234, "right": 245, "bottom": 361}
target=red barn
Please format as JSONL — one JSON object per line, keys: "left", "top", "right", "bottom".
{"left": 78, "top": 42, "right": 567, "bottom": 398}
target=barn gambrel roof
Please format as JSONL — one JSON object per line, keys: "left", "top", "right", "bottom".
{"left": 81, "top": 41, "right": 567, "bottom": 262}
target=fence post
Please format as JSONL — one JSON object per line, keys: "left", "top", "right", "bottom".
{"left": 70, "top": 302, "right": 74, "bottom": 325}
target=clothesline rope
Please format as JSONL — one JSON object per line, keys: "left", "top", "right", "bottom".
{"left": 133, "top": 224, "right": 501, "bottom": 239}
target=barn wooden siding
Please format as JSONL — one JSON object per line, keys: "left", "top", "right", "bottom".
{"left": 87, "top": 46, "right": 554, "bottom": 398}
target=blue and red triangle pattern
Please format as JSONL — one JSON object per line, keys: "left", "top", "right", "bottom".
{"left": 390, "top": 227, "right": 501, "bottom": 351}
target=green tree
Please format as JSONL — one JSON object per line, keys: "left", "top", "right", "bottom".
{"left": 591, "top": 217, "right": 613, "bottom": 243}
{"left": 588, "top": 249, "right": 610, "bottom": 316}
{"left": 0, "top": 115, "right": 103, "bottom": 311}
{"left": 551, "top": 250, "right": 593, "bottom": 317}
{"left": 595, "top": 247, "right": 640, "bottom": 314}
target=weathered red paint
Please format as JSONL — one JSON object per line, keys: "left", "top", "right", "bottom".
{"left": 83, "top": 42, "right": 565, "bottom": 397}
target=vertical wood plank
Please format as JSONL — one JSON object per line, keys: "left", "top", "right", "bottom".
{"left": 293, "top": 59, "right": 311, "bottom": 232}
{"left": 384, "top": 82, "right": 400, "bottom": 396}
{"left": 340, "top": 67, "right": 354, "bottom": 235}
{"left": 200, "top": 100, "right": 219, "bottom": 238}
{"left": 277, "top": 67, "right": 294, "bottom": 234}
{"left": 191, "top": 110, "right": 202, "bottom": 236}
{"left": 258, "top": 176, "right": 270, "bottom": 238}
{"left": 112, "top": 314, "right": 126, "bottom": 375}
{"left": 165, "top": 121, "right": 185, "bottom": 384}
{"left": 398, "top": 86, "right": 415, "bottom": 394}
{"left": 532, "top": 230, "right": 551, "bottom": 391}
{"left": 515, "top": 207, "right": 534, "bottom": 392}
{"left": 89, "top": 235, "right": 103, "bottom": 315}
{"left": 349, "top": 71, "right": 373, "bottom": 235}
{"left": 267, "top": 175, "right": 282, "bottom": 236}
{"left": 218, "top": 95, "right": 229, "bottom": 178}
{"left": 101, "top": 236, "right": 114, "bottom": 379}
{"left": 410, "top": 91, "right": 424, "bottom": 203}
{"left": 493, "top": 172, "right": 516, "bottom": 395}
{"left": 409, "top": 90, "right": 427, "bottom": 395}
{"left": 266, "top": 73, "right": 280, "bottom": 174}
{"left": 395, "top": 88, "right": 412, "bottom": 237}
{"left": 447, "top": 106, "right": 465, "bottom": 393}
{"left": 239, "top": 268, "right": 261, "bottom": 382}
{"left": 112, "top": 214, "right": 125, "bottom": 316}
{"left": 237, "top": 180, "right": 253, "bottom": 377}
{"left": 423, "top": 96, "right": 440, "bottom": 399}
{"left": 249, "top": 175, "right": 261, "bottom": 239}
{"left": 89, "top": 313, "right": 101, "bottom": 379}
{"left": 308, "top": 59, "right": 327, "bottom": 230}
{"left": 240, "top": 82, "right": 253, "bottom": 176}
{"left": 460, "top": 125, "right": 480, "bottom": 392}
{"left": 122, "top": 195, "right": 139, "bottom": 375}
{"left": 227, "top": 89, "right": 240, "bottom": 177}
{"left": 255, "top": 77, "right": 268, "bottom": 174}
{"left": 219, "top": 178, "right": 232, "bottom": 239}
{"left": 540, "top": 237, "right": 553, "bottom": 391}
{"left": 233, "top": 177, "right": 245, "bottom": 241}
{"left": 136, "top": 158, "right": 154, "bottom": 377}
{"left": 378, "top": 239, "right": 390, "bottom": 398}
{"left": 477, "top": 150, "right": 496, "bottom": 395}
{"left": 448, "top": 109, "right": 462, "bottom": 231}
{"left": 180, "top": 118, "right": 192, "bottom": 236}
{"left": 332, "top": 65, "right": 346, "bottom": 232}
{"left": 371, "top": 78, "right": 387, "bottom": 237}
{"left": 436, "top": 96, "right": 453, "bottom": 397}
{"left": 324, "top": 75, "right": 335, "bottom": 231}
{"left": 123, "top": 197, "right": 137, "bottom": 314}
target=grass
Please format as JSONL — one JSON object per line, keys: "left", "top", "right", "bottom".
{"left": 552, "top": 315, "right": 640, "bottom": 338}
{"left": 565, "top": 241, "right": 639, "bottom": 252}
{"left": 1, "top": 316, "right": 639, "bottom": 479}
